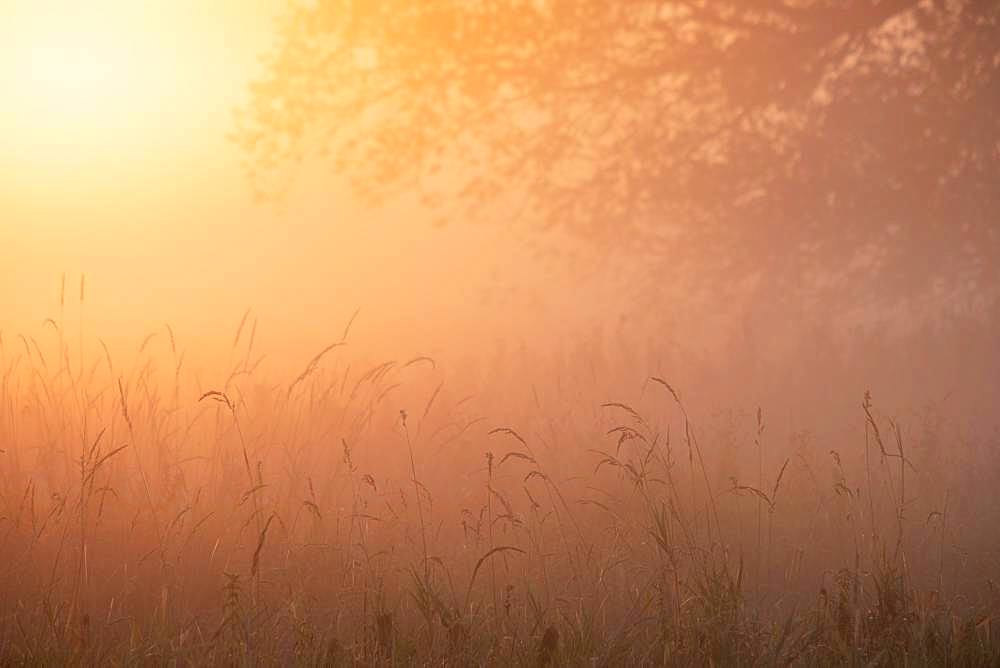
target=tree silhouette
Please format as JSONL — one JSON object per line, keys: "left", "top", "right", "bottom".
{"left": 236, "top": 1, "right": 999, "bottom": 309}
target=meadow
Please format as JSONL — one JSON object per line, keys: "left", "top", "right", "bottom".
{"left": 0, "top": 297, "right": 998, "bottom": 666}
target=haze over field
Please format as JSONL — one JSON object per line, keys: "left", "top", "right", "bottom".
{"left": 0, "top": 0, "right": 554, "bottom": 366}
{"left": 0, "top": 1, "right": 998, "bottom": 664}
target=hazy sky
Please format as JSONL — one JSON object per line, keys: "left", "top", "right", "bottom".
{"left": 0, "top": 0, "right": 572, "bottom": 371}
{"left": 0, "top": 0, "right": 282, "bottom": 334}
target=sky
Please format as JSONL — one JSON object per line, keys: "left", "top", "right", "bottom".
{"left": 0, "top": 0, "right": 579, "bottom": 373}
{"left": 1, "top": 0, "right": 966, "bottom": 387}
{"left": 0, "top": 0, "right": 284, "bottom": 344}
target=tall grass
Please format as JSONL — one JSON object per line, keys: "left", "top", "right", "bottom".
{"left": 0, "top": 303, "right": 997, "bottom": 665}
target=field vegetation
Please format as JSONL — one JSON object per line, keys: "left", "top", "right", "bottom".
{"left": 0, "top": 293, "right": 998, "bottom": 666}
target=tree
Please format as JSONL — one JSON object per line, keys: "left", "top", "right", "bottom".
{"left": 236, "top": 0, "right": 999, "bottom": 311}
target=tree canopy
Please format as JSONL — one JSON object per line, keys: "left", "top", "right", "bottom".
{"left": 236, "top": 0, "right": 999, "bottom": 309}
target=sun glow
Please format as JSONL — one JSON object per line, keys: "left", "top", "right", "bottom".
{"left": 28, "top": 38, "right": 128, "bottom": 113}
{"left": 0, "top": 1, "right": 278, "bottom": 212}
{"left": 1, "top": 8, "right": 153, "bottom": 144}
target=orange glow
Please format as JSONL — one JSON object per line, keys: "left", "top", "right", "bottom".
{"left": 5, "top": 5, "right": 176, "bottom": 173}
{"left": 0, "top": 0, "right": 291, "bottom": 345}
{"left": 0, "top": 2, "right": 282, "bottom": 199}
{"left": 0, "top": 2, "right": 997, "bottom": 662}
{"left": 0, "top": 0, "right": 583, "bottom": 367}
{"left": 14, "top": 16, "right": 136, "bottom": 120}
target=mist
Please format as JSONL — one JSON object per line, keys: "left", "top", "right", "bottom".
{"left": 1, "top": 1, "right": 998, "bottom": 664}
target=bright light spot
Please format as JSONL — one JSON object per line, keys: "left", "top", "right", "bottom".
{"left": 8, "top": 18, "right": 141, "bottom": 131}
{"left": 31, "top": 43, "right": 116, "bottom": 102}
{"left": 0, "top": 1, "right": 274, "bottom": 211}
